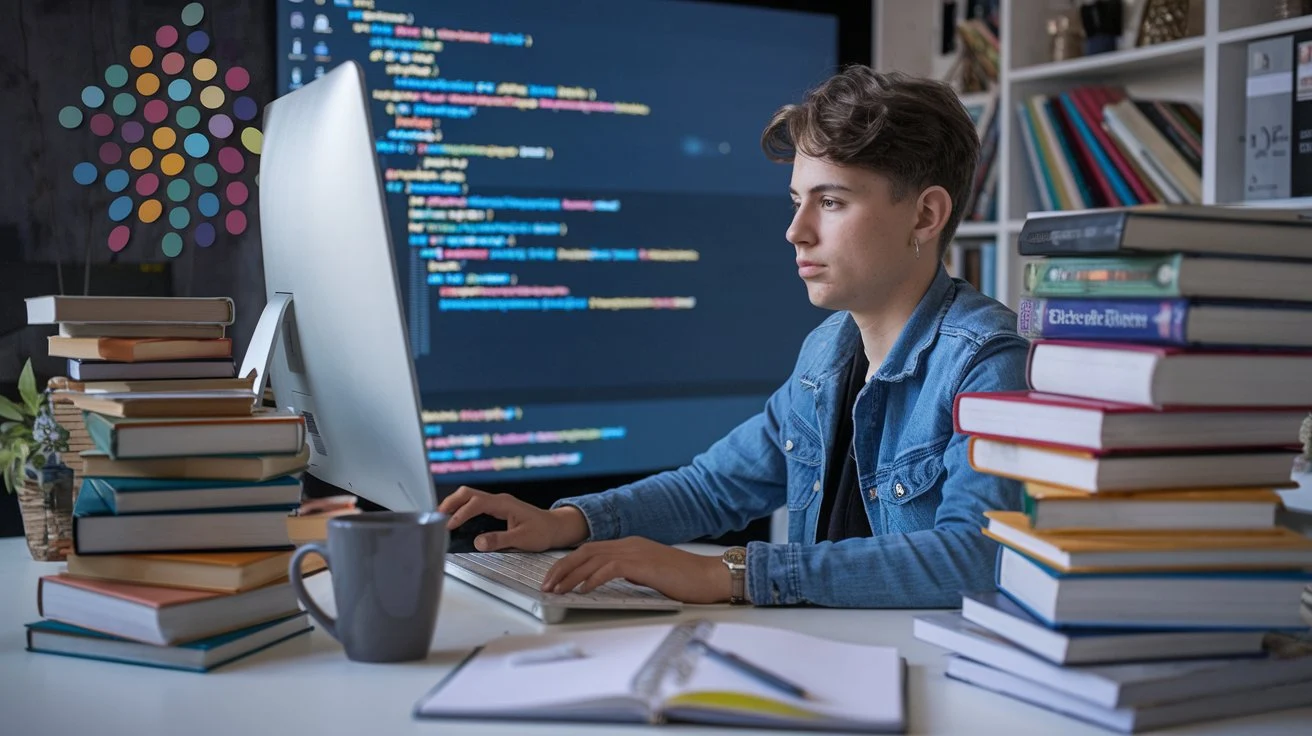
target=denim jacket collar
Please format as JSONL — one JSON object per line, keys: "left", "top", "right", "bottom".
{"left": 798, "top": 264, "right": 956, "bottom": 389}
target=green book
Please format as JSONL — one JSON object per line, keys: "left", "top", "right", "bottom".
{"left": 1022, "top": 254, "right": 1312, "bottom": 302}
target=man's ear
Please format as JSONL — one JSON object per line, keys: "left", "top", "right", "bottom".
{"left": 912, "top": 185, "right": 952, "bottom": 254}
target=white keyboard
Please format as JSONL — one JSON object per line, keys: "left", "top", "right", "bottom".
{"left": 444, "top": 550, "right": 682, "bottom": 623}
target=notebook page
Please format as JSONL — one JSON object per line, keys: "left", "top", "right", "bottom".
{"left": 663, "top": 622, "right": 904, "bottom": 729}
{"left": 415, "top": 624, "right": 675, "bottom": 718}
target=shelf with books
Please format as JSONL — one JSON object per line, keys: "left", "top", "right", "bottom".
{"left": 1008, "top": 36, "right": 1205, "bottom": 84}
{"left": 875, "top": 1, "right": 1312, "bottom": 311}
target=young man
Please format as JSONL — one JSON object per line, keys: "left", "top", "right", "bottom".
{"left": 439, "top": 66, "right": 1029, "bottom": 608}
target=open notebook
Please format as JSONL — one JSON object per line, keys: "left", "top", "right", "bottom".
{"left": 413, "top": 619, "right": 906, "bottom": 732}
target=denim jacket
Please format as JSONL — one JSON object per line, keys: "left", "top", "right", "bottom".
{"left": 554, "top": 265, "right": 1030, "bottom": 607}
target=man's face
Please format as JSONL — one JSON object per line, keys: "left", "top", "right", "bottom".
{"left": 786, "top": 153, "right": 923, "bottom": 315}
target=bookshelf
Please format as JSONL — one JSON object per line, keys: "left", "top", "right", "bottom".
{"left": 875, "top": 0, "right": 1312, "bottom": 309}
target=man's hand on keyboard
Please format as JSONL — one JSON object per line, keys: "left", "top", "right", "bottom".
{"left": 438, "top": 486, "right": 590, "bottom": 552}
{"left": 540, "top": 537, "right": 733, "bottom": 605}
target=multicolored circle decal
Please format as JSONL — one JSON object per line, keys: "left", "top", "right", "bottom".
{"left": 60, "top": 3, "right": 262, "bottom": 257}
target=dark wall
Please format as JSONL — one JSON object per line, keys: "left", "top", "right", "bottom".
{"left": 0, "top": 0, "right": 274, "bottom": 534}
{"left": 0, "top": 0, "right": 274, "bottom": 383}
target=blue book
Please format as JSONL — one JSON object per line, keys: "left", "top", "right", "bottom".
{"left": 996, "top": 547, "right": 1312, "bottom": 630}
{"left": 1016, "top": 296, "right": 1312, "bottom": 347}
{"left": 1056, "top": 92, "right": 1137, "bottom": 206}
{"left": 81, "top": 475, "right": 302, "bottom": 514}
{"left": 25, "top": 613, "right": 311, "bottom": 672}
{"left": 74, "top": 477, "right": 296, "bottom": 555}
{"left": 978, "top": 242, "right": 996, "bottom": 298}
{"left": 961, "top": 591, "right": 1268, "bottom": 665}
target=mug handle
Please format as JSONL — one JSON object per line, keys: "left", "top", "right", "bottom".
{"left": 289, "top": 543, "right": 338, "bottom": 642}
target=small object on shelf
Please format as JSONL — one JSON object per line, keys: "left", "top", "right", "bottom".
{"left": 1079, "top": 0, "right": 1123, "bottom": 55}
{"left": 1136, "top": 0, "right": 1202, "bottom": 47}
{"left": 1274, "top": 0, "right": 1312, "bottom": 21}
{"left": 1048, "top": 8, "right": 1084, "bottom": 63}
{"left": 949, "top": 18, "right": 999, "bottom": 93}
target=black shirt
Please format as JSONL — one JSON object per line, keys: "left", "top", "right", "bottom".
{"left": 817, "top": 345, "right": 873, "bottom": 542}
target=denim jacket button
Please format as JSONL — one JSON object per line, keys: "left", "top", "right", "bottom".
{"left": 784, "top": 439, "right": 794, "bottom": 452}
{"left": 812, "top": 480, "right": 821, "bottom": 492}
{"left": 894, "top": 482, "right": 906, "bottom": 498}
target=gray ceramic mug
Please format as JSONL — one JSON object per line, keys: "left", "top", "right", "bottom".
{"left": 288, "top": 511, "right": 448, "bottom": 662}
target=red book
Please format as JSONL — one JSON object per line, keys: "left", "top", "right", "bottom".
{"left": 953, "top": 390, "right": 1309, "bottom": 454}
{"left": 1072, "top": 87, "right": 1157, "bottom": 205}
{"left": 1056, "top": 90, "right": 1122, "bottom": 206}
{"left": 1024, "top": 340, "right": 1312, "bottom": 408}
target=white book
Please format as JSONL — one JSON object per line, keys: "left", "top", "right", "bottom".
{"left": 945, "top": 655, "right": 1312, "bottom": 733}
{"left": 415, "top": 619, "right": 906, "bottom": 732}
{"left": 997, "top": 546, "right": 1312, "bottom": 629}
{"left": 960, "top": 592, "right": 1268, "bottom": 665}
{"left": 1026, "top": 341, "right": 1312, "bottom": 408}
{"left": 914, "top": 612, "right": 1312, "bottom": 709}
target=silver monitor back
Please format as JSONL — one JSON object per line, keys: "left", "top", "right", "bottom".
{"left": 257, "top": 61, "right": 434, "bottom": 513}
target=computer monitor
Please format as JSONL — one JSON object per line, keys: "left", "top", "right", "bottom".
{"left": 271, "top": 1, "right": 867, "bottom": 502}
{"left": 259, "top": 61, "right": 436, "bottom": 513}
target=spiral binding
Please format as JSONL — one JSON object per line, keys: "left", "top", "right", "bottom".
{"left": 630, "top": 618, "right": 716, "bottom": 712}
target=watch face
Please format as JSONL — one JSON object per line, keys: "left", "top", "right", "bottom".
{"left": 724, "top": 547, "right": 747, "bottom": 566}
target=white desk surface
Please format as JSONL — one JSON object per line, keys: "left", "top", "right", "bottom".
{"left": 2, "top": 537, "right": 1310, "bottom": 736}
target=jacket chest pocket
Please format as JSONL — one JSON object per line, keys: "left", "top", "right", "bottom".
{"left": 781, "top": 410, "right": 823, "bottom": 511}
{"left": 877, "top": 445, "right": 946, "bottom": 530}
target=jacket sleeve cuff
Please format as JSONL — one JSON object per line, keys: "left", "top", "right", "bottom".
{"left": 745, "top": 540, "right": 801, "bottom": 606}
{"left": 550, "top": 494, "right": 619, "bottom": 541}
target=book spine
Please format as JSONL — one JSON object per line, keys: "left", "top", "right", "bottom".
{"left": 1017, "top": 211, "right": 1130, "bottom": 256}
{"left": 979, "top": 242, "right": 997, "bottom": 298}
{"left": 1043, "top": 97, "right": 1093, "bottom": 208}
{"left": 1015, "top": 101, "right": 1056, "bottom": 211}
{"left": 1028, "top": 97, "right": 1073, "bottom": 208}
{"left": 1055, "top": 92, "right": 1125, "bottom": 206}
{"left": 1021, "top": 255, "right": 1185, "bottom": 298}
{"left": 1016, "top": 297, "right": 1189, "bottom": 344}
{"left": 1021, "top": 489, "right": 1039, "bottom": 527}
{"left": 82, "top": 411, "right": 117, "bottom": 458}
{"left": 1245, "top": 35, "right": 1294, "bottom": 201}
{"left": 1293, "top": 31, "right": 1312, "bottom": 197}
{"left": 1155, "top": 101, "right": 1203, "bottom": 156}
{"left": 1048, "top": 94, "right": 1104, "bottom": 207}
{"left": 1063, "top": 89, "right": 1139, "bottom": 205}
{"left": 1135, "top": 99, "right": 1203, "bottom": 173}
{"left": 1091, "top": 87, "right": 1163, "bottom": 204}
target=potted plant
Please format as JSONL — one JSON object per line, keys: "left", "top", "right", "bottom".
{"left": 1, "top": 359, "right": 74, "bottom": 561}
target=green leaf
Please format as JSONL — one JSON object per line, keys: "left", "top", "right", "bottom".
{"left": 0, "top": 396, "right": 23, "bottom": 423}
{"left": 17, "top": 360, "right": 38, "bottom": 415}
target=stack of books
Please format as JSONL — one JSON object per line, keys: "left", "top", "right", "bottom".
{"left": 1018, "top": 86, "right": 1202, "bottom": 210}
{"left": 23, "top": 295, "right": 315, "bottom": 671}
{"left": 915, "top": 205, "right": 1312, "bottom": 732}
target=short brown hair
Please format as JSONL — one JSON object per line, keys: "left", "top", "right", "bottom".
{"left": 761, "top": 66, "right": 979, "bottom": 255}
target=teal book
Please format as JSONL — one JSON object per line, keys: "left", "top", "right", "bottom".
{"left": 73, "top": 478, "right": 296, "bottom": 554}
{"left": 83, "top": 409, "right": 305, "bottom": 460}
{"left": 1022, "top": 254, "right": 1312, "bottom": 302}
{"left": 81, "top": 475, "right": 302, "bottom": 514}
{"left": 25, "top": 613, "right": 311, "bottom": 672}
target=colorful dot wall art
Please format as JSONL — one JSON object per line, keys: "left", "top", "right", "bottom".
{"left": 59, "top": 3, "right": 263, "bottom": 257}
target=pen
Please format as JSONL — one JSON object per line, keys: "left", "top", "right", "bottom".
{"left": 508, "top": 642, "right": 586, "bottom": 666}
{"left": 688, "top": 639, "right": 812, "bottom": 700}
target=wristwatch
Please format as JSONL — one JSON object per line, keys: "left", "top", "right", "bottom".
{"left": 722, "top": 546, "right": 748, "bottom": 605}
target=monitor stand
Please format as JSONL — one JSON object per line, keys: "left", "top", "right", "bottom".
{"left": 237, "top": 292, "right": 293, "bottom": 407}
